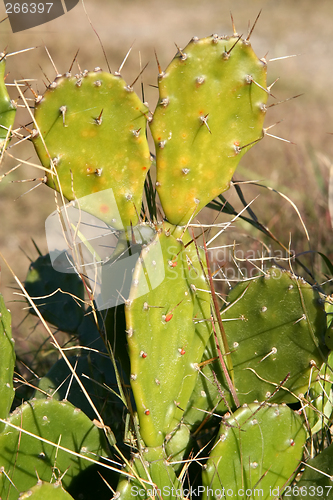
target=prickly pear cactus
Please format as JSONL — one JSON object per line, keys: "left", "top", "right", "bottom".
{"left": 0, "top": 53, "right": 16, "bottom": 149}
{"left": 202, "top": 402, "right": 307, "bottom": 500}
{"left": 0, "top": 294, "right": 15, "bottom": 432}
{"left": 4, "top": 20, "right": 333, "bottom": 500}
{"left": 32, "top": 70, "right": 151, "bottom": 228}
{"left": 150, "top": 35, "right": 268, "bottom": 225}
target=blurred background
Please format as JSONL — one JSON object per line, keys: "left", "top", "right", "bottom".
{"left": 0, "top": 0, "right": 332, "bottom": 360}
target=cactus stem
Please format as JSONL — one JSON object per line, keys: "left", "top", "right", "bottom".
{"left": 246, "top": 9, "right": 262, "bottom": 41}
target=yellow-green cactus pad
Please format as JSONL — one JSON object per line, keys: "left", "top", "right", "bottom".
{"left": 33, "top": 70, "right": 151, "bottom": 229}
{"left": 150, "top": 35, "right": 268, "bottom": 225}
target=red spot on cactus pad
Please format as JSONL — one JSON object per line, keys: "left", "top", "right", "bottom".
{"left": 165, "top": 313, "right": 173, "bottom": 322}
{"left": 144, "top": 409, "right": 150, "bottom": 415}
{"left": 99, "top": 204, "right": 110, "bottom": 214}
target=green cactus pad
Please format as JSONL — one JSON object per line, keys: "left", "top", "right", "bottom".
{"left": 24, "top": 253, "right": 85, "bottom": 333}
{"left": 32, "top": 70, "right": 151, "bottom": 228}
{"left": 0, "top": 294, "right": 15, "bottom": 431}
{"left": 18, "top": 482, "right": 74, "bottom": 500}
{"left": 150, "top": 35, "right": 267, "bottom": 225}
{"left": 126, "top": 224, "right": 211, "bottom": 447}
{"left": 0, "top": 399, "right": 108, "bottom": 500}
{"left": 0, "top": 54, "right": 16, "bottom": 149}
{"left": 202, "top": 403, "right": 306, "bottom": 500}
{"left": 221, "top": 268, "right": 328, "bottom": 404}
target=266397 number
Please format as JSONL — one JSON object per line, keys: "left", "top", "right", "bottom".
{"left": 284, "top": 486, "right": 332, "bottom": 497}
{"left": 5, "top": 3, "right": 53, "bottom": 14}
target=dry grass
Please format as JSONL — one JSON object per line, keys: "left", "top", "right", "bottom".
{"left": 0, "top": 0, "right": 332, "bottom": 365}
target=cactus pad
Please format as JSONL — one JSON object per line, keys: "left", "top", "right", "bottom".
{"left": 0, "top": 399, "right": 108, "bottom": 500}
{"left": 150, "top": 35, "right": 267, "bottom": 225}
{"left": 126, "top": 224, "right": 211, "bottom": 447}
{"left": 18, "top": 482, "right": 74, "bottom": 500}
{"left": 221, "top": 268, "right": 328, "bottom": 404}
{"left": 32, "top": 70, "right": 151, "bottom": 228}
{"left": 0, "top": 294, "right": 15, "bottom": 431}
{"left": 202, "top": 403, "right": 306, "bottom": 500}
